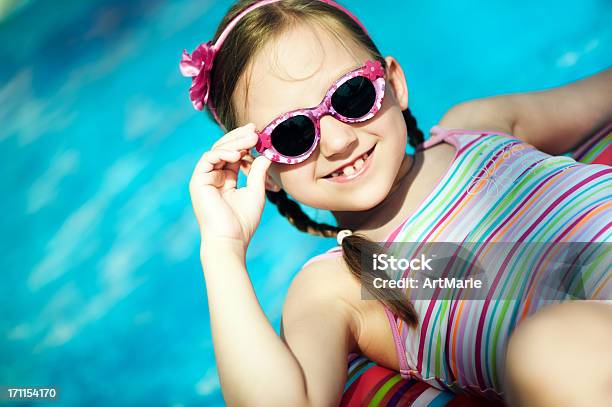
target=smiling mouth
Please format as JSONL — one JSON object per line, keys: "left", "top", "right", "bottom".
{"left": 323, "top": 145, "right": 376, "bottom": 180}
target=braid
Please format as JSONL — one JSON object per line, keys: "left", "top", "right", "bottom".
{"left": 403, "top": 107, "right": 425, "bottom": 148}
{"left": 265, "top": 188, "right": 420, "bottom": 327}
{"left": 265, "top": 189, "right": 339, "bottom": 237}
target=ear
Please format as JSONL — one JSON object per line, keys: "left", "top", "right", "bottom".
{"left": 240, "top": 152, "right": 282, "bottom": 192}
{"left": 384, "top": 56, "right": 409, "bottom": 111}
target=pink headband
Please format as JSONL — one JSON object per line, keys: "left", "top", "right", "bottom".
{"left": 179, "top": 0, "right": 370, "bottom": 127}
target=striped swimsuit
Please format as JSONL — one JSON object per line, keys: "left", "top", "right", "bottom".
{"left": 305, "top": 123, "right": 612, "bottom": 402}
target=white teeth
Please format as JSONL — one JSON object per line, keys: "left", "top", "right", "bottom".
{"left": 343, "top": 166, "right": 356, "bottom": 175}
{"left": 353, "top": 158, "right": 364, "bottom": 170}
{"left": 328, "top": 149, "right": 372, "bottom": 178}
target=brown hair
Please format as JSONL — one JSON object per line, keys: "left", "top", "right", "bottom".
{"left": 208, "top": 0, "right": 424, "bottom": 327}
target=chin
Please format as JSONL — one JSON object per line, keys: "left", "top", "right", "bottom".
{"left": 320, "top": 183, "right": 393, "bottom": 211}
{"left": 348, "top": 186, "right": 390, "bottom": 210}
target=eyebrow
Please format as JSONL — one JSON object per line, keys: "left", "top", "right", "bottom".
{"left": 313, "top": 61, "right": 364, "bottom": 104}
{"left": 329, "top": 61, "right": 363, "bottom": 87}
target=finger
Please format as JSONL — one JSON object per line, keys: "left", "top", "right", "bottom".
{"left": 195, "top": 148, "right": 241, "bottom": 174}
{"left": 212, "top": 123, "right": 254, "bottom": 146}
{"left": 246, "top": 155, "right": 272, "bottom": 199}
{"left": 208, "top": 149, "right": 242, "bottom": 168}
{"left": 192, "top": 163, "right": 235, "bottom": 190}
{"left": 216, "top": 170, "right": 235, "bottom": 191}
{"left": 213, "top": 131, "right": 259, "bottom": 153}
{"left": 205, "top": 150, "right": 250, "bottom": 186}
{"left": 212, "top": 123, "right": 257, "bottom": 150}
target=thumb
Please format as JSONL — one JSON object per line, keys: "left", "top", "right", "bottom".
{"left": 246, "top": 155, "right": 272, "bottom": 198}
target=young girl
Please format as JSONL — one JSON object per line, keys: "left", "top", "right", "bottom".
{"left": 181, "top": 0, "right": 612, "bottom": 405}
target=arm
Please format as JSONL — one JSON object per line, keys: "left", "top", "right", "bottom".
{"left": 201, "top": 239, "right": 356, "bottom": 406}
{"left": 440, "top": 68, "right": 612, "bottom": 155}
{"left": 280, "top": 259, "right": 359, "bottom": 407}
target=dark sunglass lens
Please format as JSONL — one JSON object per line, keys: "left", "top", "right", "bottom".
{"left": 270, "top": 115, "right": 316, "bottom": 157}
{"left": 331, "top": 76, "right": 376, "bottom": 118}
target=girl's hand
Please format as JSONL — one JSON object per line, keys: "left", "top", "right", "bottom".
{"left": 189, "top": 123, "right": 272, "bottom": 251}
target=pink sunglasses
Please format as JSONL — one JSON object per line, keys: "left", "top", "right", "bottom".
{"left": 253, "top": 59, "right": 386, "bottom": 164}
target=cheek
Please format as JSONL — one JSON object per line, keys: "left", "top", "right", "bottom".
{"left": 373, "top": 105, "right": 408, "bottom": 150}
{"left": 275, "top": 162, "right": 327, "bottom": 205}
{"left": 274, "top": 161, "right": 313, "bottom": 188}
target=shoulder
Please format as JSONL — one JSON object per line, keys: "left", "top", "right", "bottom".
{"left": 282, "top": 252, "right": 362, "bottom": 332}
{"left": 287, "top": 252, "right": 358, "bottom": 306}
{"left": 439, "top": 97, "right": 517, "bottom": 137}
{"left": 301, "top": 246, "right": 342, "bottom": 269}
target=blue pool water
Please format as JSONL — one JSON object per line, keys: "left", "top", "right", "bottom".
{"left": 1, "top": 0, "right": 610, "bottom": 405}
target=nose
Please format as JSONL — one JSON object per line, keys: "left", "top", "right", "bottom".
{"left": 318, "top": 115, "right": 358, "bottom": 158}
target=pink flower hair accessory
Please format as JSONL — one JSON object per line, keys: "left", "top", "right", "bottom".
{"left": 179, "top": 41, "right": 217, "bottom": 111}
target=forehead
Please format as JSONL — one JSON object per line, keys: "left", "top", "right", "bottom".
{"left": 233, "top": 22, "right": 372, "bottom": 129}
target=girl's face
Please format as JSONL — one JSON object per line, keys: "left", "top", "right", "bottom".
{"left": 235, "top": 22, "right": 410, "bottom": 212}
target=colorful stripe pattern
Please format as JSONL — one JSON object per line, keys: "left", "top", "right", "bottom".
{"left": 342, "top": 354, "right": 502, "bottom": 407}
{"left": 570, "top": 122, "right": 612, "bottom": 165}
{"left": 383, "top": 126, "right": 611, "bottom": 401}
{"left": 332, "top": 124, "right": 612, "bottom": 405}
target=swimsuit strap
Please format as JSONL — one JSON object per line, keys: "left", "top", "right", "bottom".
{"left": 383, "top": 307, "right": 411, "bottom": 378}
{"left": 571, "top": 121, "right": 612, "bottom": 164}
{"left": 301, "top": 246, "right": 342, "bottom": 269}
